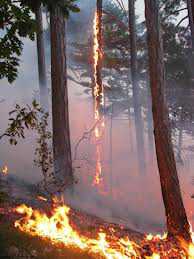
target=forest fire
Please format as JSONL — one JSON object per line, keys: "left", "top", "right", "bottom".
{"left": 93, "top": 11, "right": 103, "bottom": 101}
{"left": 14, "top": 204, "right": 139, "bottom": 259}
{"left": 14, "top": 203, "right": 194, "bottom": 259}
{"left": 93, "top": 11, "right": 105, "bottom": 188}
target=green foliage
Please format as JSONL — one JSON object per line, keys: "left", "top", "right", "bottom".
{"left": 21, "top": 0, "right": 80, "bottom": 17}
{"left": 0, "top": 101, "right": 55, "bottom": 194}
{"left": 0, "top": 0, "right": 79, "bottom": 83}
{"left": 0, "top": 100, "right": 41, "bottom": 145}
{"left": 0, "top": 0, "right": 36, "bottom": 83}
{"left": 34, "top": 110, "right": 53, "bottom": 178}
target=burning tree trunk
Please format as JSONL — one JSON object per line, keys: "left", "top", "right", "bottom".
{"left": 93, "top": 0, "right": 103, "bottom": 99}
{"left": 128, "top": 0, "right": 146, "bottom": 174}
{"left": 145, "top": 0, "right": 191, "bottom": 242}
{"left": 34, "top": 4, "right": 49, "bottom": 111}
{"left": 50, "top": 5, "right": 73, "bottom": 185}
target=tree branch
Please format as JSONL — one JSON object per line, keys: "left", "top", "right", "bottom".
{"left": 176, "top": 15, "right": 188, "bottom": 27}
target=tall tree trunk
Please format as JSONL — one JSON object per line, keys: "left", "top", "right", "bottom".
{"left": 128, "top": 0, "right": 146, "bottom": 174}
{"left": 187, "top": 0, "right": 194, "bottom": 48}
{"left": 186, "top": 0, "right": 194, "bottom": 85}
{"left": 191, "top": 0, "right": 194, "bottom": 23}
{"left": 96, "top": 0, "right": 103, "bottom": 98}
{"left": 35, "top": 4, "right": 49, "bottom": 111}
{"left": 50, "top": 6, "right": 73, "bottom": 185}
{"left": 145, "top": 0, "right": 191, "bottom": 242}
{"left": 146, "top": 80, "right": 154, "bottom": 151}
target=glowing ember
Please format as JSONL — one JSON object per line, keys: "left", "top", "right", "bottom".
{"left": 146, "top": 233, "right": 167, "bottom": 241}
{"left": 1, "top": 165, "right": 8, "bottom": 176}
{"left": 37, "top": 196, "right": 48, "bottom": 202}
{"left": 146, "top": 253, "right": 160, "bottom": 259}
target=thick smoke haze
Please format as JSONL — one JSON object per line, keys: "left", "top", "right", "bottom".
{"left": 0, "top": 0, "right": 194, "bottom": 235}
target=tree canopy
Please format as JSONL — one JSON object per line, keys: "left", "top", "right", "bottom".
{"left": 0, "top": 0, "right": 79, "bottom": 83}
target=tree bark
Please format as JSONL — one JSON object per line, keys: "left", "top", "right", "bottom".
{"left": 50, "top": 6, "right": 73, "bottom": 185}
{"left": 145, "top": 0, "right": 191, "bottom": 242}
{"left": 35, "top": 4, "right": 49, "bottom": 111}
{"left": 187, "top": 0, "right": 194, "bottom": 48}
{"left": 128, "top": 0, "right": 146, "bottom": 174}
{"left": 96, "top": 0, "right": 103, "bottom": 98}
{"left": 192, "top": 0, "right": 194, "bottom": 23}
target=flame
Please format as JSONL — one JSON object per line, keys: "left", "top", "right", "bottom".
{"left": 92, "top": 11, "right": 105, "bottom": 188}
{"left": 188, "top": 243, "right": 194, "bottom": 258}
{"left": 146, "top": 233, "right": 167, "bottom": 241}
{"left": 14, "top": 203, "right": 194, "bottom": 258}
{"left": 146, "top": 254, "right": 160, "bottom": 259}
{"left": 93, "top": 11, "right": 103, "bottom": 101}
{"left": 14, "top": 204, "right": 140, "bottom": 259}
{"left": 1, "top": 165, "right": 8, "bottom": 176}
{"left": 94, "top": 146, "right": 103, "bottom": 185}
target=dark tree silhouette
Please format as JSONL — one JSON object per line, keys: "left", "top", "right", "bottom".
{"left": 50, "top": 5, "right": 73, "bottom": 185}
{"left": 145, "top": 0, "right": 191, "bottom": 242}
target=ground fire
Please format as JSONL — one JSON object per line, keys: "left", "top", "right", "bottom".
{"left": 2, "top": 0, "right": 194, "bottom": 258}
{"left": 14, "top": 203, "right": 194, "bottom": 259}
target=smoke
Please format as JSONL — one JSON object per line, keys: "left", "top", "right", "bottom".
{"left": 0, "top": 0, "right": 194, "bottom": 235}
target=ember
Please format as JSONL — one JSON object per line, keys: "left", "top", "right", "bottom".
{"left": 1, "top": 165, "right": 8, "bottom": 176}
{"left": 37, "top": 196, "right": 48, "bottom": 202}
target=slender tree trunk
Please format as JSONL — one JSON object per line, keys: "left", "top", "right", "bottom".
{"left": 187, "top": 0, "right": 194, "bottom": 48}
{"left": 35, "top": 4, "right": 49, "bottom": 111}
{"left": 145, "top": 0, "right": 191, "bottom": 242}
{"left": 50, "top": 6, "right": 73, "bottom": 185}
{"left": 186, "top": 0, "right": 194, "bottom": 85}
{"left": 192, "top": 0, "right": 194, "bottom": 23}
{"left": 96, "top": 0, "right": 103, "bottom": 98}
{"left": 128, "top": 0, "right": 146, "bottom": 174}
{"left": 146, "top": 80, "right": 154, "bottom": 151}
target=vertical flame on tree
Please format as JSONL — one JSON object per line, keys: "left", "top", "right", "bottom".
{"left": 93, "top": 10, "right": 105, "bottom": 187}
{"left": 93, "top": 11, "right": 103, "bottom": 100}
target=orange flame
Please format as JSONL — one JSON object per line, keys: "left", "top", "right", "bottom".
{"left": 1, "top": 165, "right": 8, "bottom": 176}
{"left": 93, "top": 11, "right": 103, "bottom": 101}
{"left": 92, "top": 11, "right": 105, "bottom": 188}
{"left": 14, "top": 204, "right": 140, "bottom": 259}
{"left": 14, "top": 203, "right": 194, "bottom": 258}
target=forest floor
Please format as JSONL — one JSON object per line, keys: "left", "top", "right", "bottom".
{"left": 0, "top": 175, "right": 142, "bottom": 258}
{"left": 0, "top": 222, "right": 94, "bottom": 258}
{"left": 0, "top": 175, "right": 189, "bottom": 259}
{"left": 0, "top": 176, "right": 93, "bottom": 258}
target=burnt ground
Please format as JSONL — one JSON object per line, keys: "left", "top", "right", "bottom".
{"left": 0, "top": 175, "right": 189, "bottom": 259}
{"left": 0, "top": 175, "right": 143, "bottom": 259}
